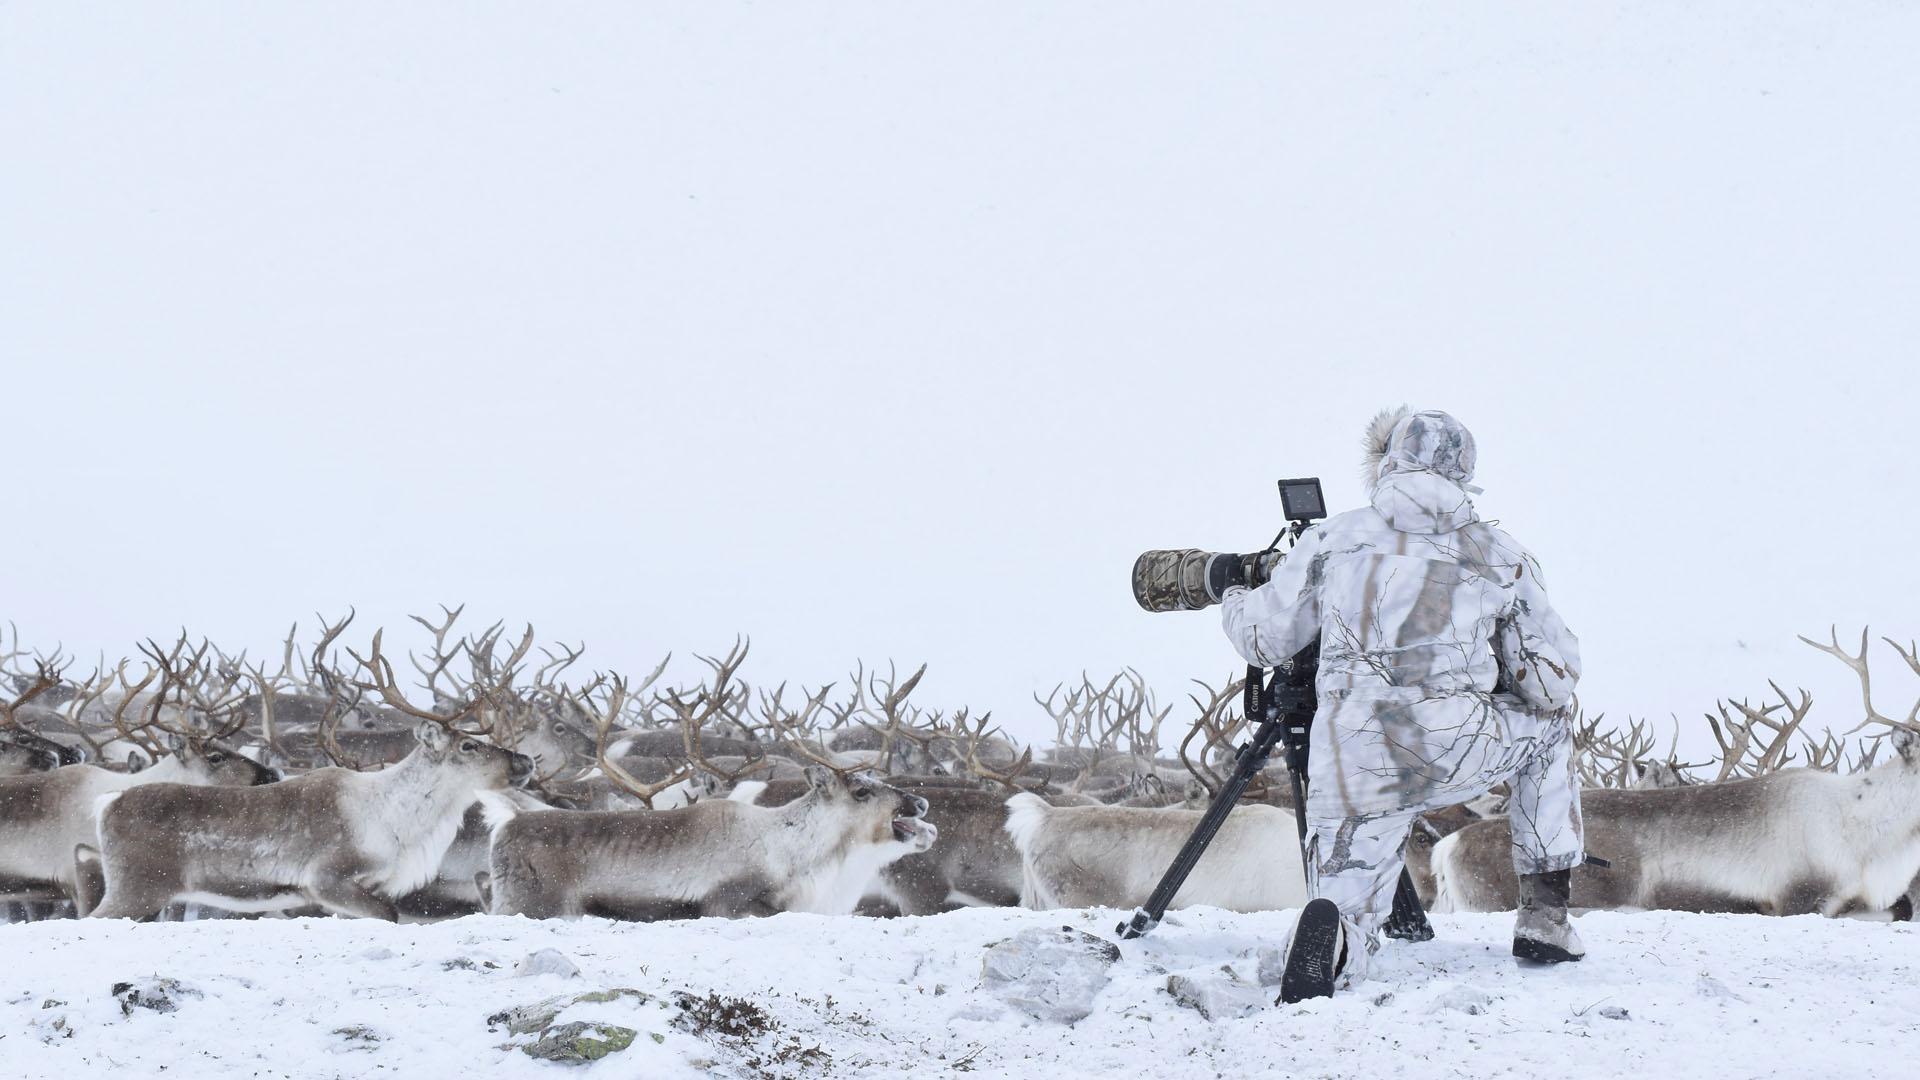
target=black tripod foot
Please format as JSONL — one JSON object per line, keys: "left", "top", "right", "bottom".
{"left": 1383, "top": 910, "right": 1435, "bottom": 942}
{"left": 1383, "top": 868, "right": 1434, "bottom": 942}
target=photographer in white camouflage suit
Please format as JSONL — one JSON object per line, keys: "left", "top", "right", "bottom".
{"left": 1217, "top": 408, "right": 1585, "bottom": 1002}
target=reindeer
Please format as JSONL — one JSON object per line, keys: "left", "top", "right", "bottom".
{"left": 90, "top": 721, "right": 530, "bottom": 920}
{"left": 1004, "top": 791, "right": 1306, "bottom": 911}
{"left": 0, "top": 657, "right": 126, "bottom": 768}
{"left": 1, "top": 663, "right": 72, "bottom": 775}
{"left": 487, "top": 668, "right": 936, "bottom": 919}
{"left": 1434, "top": 632, "right": 1920, "bottom": 917}
{"left": 396, "top": 786, "right": 558, "bottom": 920}
{"left": 87, "top": 632, "right": 531, "bottom": 920}
{"left": 0, "top": 731, "right": 62, "bottom": 777}
{"left": 833, "top": 714, "right": 1063, "bottom": 915}
{"left": 0, "top": 654, "right": 277, "bottom": 914}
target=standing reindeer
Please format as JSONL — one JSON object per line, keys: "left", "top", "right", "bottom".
{"left": 1005, "top": 791, "right": 1307, "bottom": 912}
{"left": 488, "top": 667, "right": 937, "bottom": 919}
{"left": 0, "top": 719, "right": 275, "bottom": 913}
{"left": 90, "top": 721, "right": 529, "bottom": 919}
{"left": 87, "top": 633, "right": 532, "bottom": 920}
{"left": 1435, "top": 631, "right": 1920, "bottom": 917}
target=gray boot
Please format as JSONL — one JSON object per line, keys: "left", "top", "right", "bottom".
{"left": 1513, "top": 869, "right": 1585, "bottom": 963}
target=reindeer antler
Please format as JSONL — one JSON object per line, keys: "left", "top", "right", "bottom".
{"left": 345, "top": 628, "right": 487, "bottom": 734}
{"left": 577, "top": 674, "right": 692, "bottom": 807}
{"left": 0, "top": 658, "right": 63, "bottom": 730}
{"left": 1799, "top": 626, "right": 1920, "bottom": 734}
{"left": 950, "top": 708, "right": 1031, "bottom": 791}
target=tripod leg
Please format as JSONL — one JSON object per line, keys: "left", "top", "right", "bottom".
{"left": 1383, "top": 866, "right": 1434, "bottom": 943}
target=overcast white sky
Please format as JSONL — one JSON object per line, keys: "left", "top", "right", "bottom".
{"left": 3, "top": 4, "right": 1916, "bottom": 751}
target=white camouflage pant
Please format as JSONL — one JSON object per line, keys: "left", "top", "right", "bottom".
{"left": 1301, "top": 709, "right": 1584, "bottom": 986}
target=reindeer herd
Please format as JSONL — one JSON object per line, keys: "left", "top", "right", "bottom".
{"left": 1, "top": 614, "right": 1917, "bottom": 931}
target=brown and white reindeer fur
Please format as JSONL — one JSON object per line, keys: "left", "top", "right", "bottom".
{"left": 87, "top": 723, "right": 530, "bottom": 920}
{"left": 1004, "top": 791, "right": 1307, "bottom": 911}
{"left": 396, "top": 788, "right": 560, "bottom": 919}
{"left": 0, "top": 742, "right": 276, "bottom": 911}
{"left": 861, "top": 781, "right": 1120, "bottom": 915}
{"left": 487, "top": 767, "right": 936, "bottom": 920}
{"left": 1431, "top": 730, "right": 1920, "bottom": 916}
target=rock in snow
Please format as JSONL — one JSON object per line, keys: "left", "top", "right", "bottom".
{"left": 980, "top": 925, "right": 1120, "bottom": 1023}
{"left": 1255, "top": 945, "right": 1288, "bottom": 987}
{"left": 111, "top": 977, "right": 203, "bottom": 1017}
{"left": 1429, "top": 983, "right": 1493, "bottom": 1015}
{"left": 521, "top": 1021, "right": 638, "bottom": 1064}
{"left": 513, "top": 948, "right": 581, "bottom": 979}
{"left": 1167, "top": 970, "right": 1270, "bottom": 1020}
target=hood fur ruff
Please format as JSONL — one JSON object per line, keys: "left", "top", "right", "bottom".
{"left": 1361, "top": 406, "right": 1410, "bottom": 491}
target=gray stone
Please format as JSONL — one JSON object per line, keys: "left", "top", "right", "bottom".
{"left": 514, "top": 948, "right": 581, "bottom": 979}
{"left": 333, "top": 1025, "right": 382, "bottom": 1051}
{"left": 980, "top": 926, "right": 1119, "bottom": 1024}
{"left": 1429, "top": 984, "right": 1492, "bottom": 1015}
{"left": 490, "top": 997, "right": 568, "bottom": 1036}
{"left": 1167, "top": 972, "right": 1270, "bottom": 1020}
{"left": 1255, "top": 946, "right": 1288, "bottom": 987}
{"left": 1597, "top": 1005, "right": 1631, "bottom": 1020}
{"left": 488, "top": 988, "right": 651, "bottom": 1036}
{"left": 522, "top": 1021, "right": 638, "bottom": 1064}
{"left": 111, "top": 977, "right": 203, "bottom": 1017}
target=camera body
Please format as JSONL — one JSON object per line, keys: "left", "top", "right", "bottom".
{"left": 1131, "top": 477, "right": 1326, "bottom": 613}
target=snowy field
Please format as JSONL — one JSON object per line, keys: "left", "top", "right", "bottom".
{"left": 2, "top": 908, "right": 1911, "bottom": 1079}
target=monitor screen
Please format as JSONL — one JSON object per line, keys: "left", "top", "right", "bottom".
{"left": 1278, "top": 478, "right": 1325, "bottom": 521}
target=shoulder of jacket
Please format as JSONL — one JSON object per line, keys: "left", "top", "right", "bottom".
{"left": 1468, "top": 523, "right": 1546, "bottom": 584}
{"left": 1315, "top": 506, "right": 1379, "bottom": 535}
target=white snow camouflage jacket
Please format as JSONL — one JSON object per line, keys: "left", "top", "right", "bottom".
{"left": 1220, "top": 409, "right": 1581, "bottom": 821}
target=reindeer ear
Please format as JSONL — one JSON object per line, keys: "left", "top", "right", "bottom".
{"left": 414, "top": 721, "right": 452, "bottom": 753}
{"left": 1893, "top": 727, "right": 1919, "bottom": 764}
{"left": 803, "top": 764, "right": 836, "bottom": 791}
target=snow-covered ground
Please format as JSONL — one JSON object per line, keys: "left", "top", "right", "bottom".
{"left": 2, "top": 907, "right": 1911, "bottom": 1079}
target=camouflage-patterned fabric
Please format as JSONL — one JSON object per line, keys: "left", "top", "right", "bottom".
{"left": 1220, "top": 409, "right": 1582, "bottom": 824}
{"left": 1225, "top": 409, "right": 1585, "bottom": 982}
{"left": 1304, "top": 708, "right": 1582, "bottom": 987}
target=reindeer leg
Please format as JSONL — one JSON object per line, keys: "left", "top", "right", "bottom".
{"left": 305, "top": 872, "right": 400, "bottom": 922}
{"left": 70, "top": 846, "right": 107, "bottom": 918}
{"left": 699, "top": 875, "right": 777, "bottom": 918}
{"left": 88, "top": 881, "right": 173, "bottom": 921}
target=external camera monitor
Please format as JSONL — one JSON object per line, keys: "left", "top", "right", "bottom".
{"left": 1277, "top": 477, "right": 1326, "bottom": 523}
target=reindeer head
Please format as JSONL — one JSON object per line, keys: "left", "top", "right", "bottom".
{"left": 490, "top": 698, "right": 597, "bottom": 779}
{"left": 805, "top": 767, "right": 936, "bottom": 851}
{"left": 413, "top": 721, "right": 532, "bottom": 790}
{"left": 0, "top": 729, "right": 62, "bottom": 775}
{"left": 1890, "top": 727, "right": 1919, "bottom": 768}
{"left": 165, "top": 736, "right": 280, "bottom": 786}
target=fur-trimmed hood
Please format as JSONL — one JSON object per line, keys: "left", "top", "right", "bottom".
{"left": 1362, "top": 408, "right": 1481, "bottom": 534}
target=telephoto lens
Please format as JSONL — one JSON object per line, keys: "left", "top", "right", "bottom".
{"left": 1131, "top": 549, "right": 1220, "bottom": 612}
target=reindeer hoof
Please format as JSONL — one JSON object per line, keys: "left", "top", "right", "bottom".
{"left": 1512, "top": 936, "right": 1583, "bottom": 964}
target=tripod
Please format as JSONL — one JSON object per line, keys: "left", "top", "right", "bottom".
{"left": 1115, "top": 643, "right": 1432, "bottom": 942}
